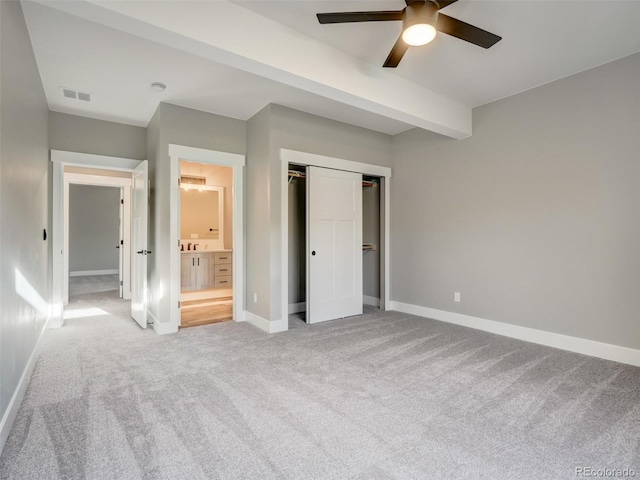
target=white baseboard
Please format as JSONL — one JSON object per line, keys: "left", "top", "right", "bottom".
{"left": 69, "top": 269, "right": 118, "bottom": 277}
{"left": 290, "top": 298, "right": 379, "bottom": 313}
{"left": 148, "top": 311, "right": 177, "bottom": 335}
{"left": 288, "top": 302, "right": 306, "bottom": 314}
{"left": 0, "top": 316, "right": 50, "bottom": 454}
{"left": 389, "top": 301, "right": 640, "bottom": 367}
{"left": 363, "top": 296, "right": 380, "bottom": 308}
{"left": 245, "top": 311, "right": 288, "bottom": 333}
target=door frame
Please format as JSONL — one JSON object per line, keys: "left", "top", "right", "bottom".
{"left": 280, "top": 148, "right": 392, "bottom": 330}
{"left": 64, "top": 173, "right": 132, "bottom": 305}
{"left": 168, "top": 144, "right": 245, "bottom": 332}
{"left": 51, "top": 150, "right": 143, "bottom": 328}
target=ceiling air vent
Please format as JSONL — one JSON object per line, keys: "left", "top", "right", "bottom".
{"left": 59, "top": 86, "right": 92, "bottom": 102}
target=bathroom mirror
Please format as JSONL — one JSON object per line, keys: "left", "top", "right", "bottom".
{"left": 180, "top": 186, "right": 224, "bottom": 247}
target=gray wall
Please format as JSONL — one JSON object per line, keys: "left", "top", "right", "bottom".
{"left": 287, "top": 175, "right": 306, "bottom": 305}
{"left": 272, "top": 106, "right": 391, "bottom": 312}
{"left": 246, "top": 104, "right": 392, "bottom": 322}
{"left": 363, "top": 184, "right": 380, "bottom": 299}
{"left": 270, "top": 105, "right": 393, "bottom": 168}
{"left": 147, "top": 103, "right": 246, "bottom": 324}
{"left": 0, "top": 0, "right": 50, "bottom": 447}
{"left": 246, "top": 106, "right": 273, "bottom": 320}
{"left": 69, "top": 185, "right": 120, "bottom": 273}
{"left": 49, "top": 112, "right": 146, "bottom": 160}
{"left": 391, "top": 53, "right": 640, "bottom": 350}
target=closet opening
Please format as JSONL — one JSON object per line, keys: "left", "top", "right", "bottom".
{"left": 179, "top": 160, "right": 234, "bottom": 328}
{"left": 287, "top": 164, "right": 382, "bottom": 328}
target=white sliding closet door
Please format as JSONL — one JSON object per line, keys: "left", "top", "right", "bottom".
{"left": 307, "top": 166, "right": 363, "bottom": 324}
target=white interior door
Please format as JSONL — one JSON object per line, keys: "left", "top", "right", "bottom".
{"left": 307, "top": 166, "right": 362, "bottom": 324}
{"left": 119, "top": 188, "right": 124, "bottom": 298}
{"left": 131, "top": 160, "right": 148, "bottom": 328}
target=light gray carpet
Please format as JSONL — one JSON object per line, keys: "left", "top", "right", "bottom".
{"left": 1, "top": 293, "right": 639, "bottom": 480}
{"left": 69, "top": 274, "right": 119, "bottom": 297}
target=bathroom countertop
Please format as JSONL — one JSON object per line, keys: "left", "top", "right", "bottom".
{"left": 180, "top": 248, "right": 232, "bottom": 254}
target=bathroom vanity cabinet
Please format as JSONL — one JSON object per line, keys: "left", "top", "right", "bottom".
{"left": 181, "top": 251, "right": 232, "bottom": 291}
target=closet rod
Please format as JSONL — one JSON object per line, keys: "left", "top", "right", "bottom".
{"left": 288, "top": 170, "right": 377, "bottom": 187}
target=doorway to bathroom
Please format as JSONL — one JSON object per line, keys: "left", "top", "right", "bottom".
{"left": 178, "top": 160, "right": 234, "bottom": 327}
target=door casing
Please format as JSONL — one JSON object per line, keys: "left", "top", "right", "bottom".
{"left": 280, "top": 149, "right": 391, "bottom": 332}
{"left": 51, "top": 150, "right": 143, "bottom": 328}
{"left": 168, "top": 144, "right": 245, "bottom": 333}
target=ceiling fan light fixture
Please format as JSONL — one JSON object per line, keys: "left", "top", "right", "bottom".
{"left": 402, "top": 23, "right": 437, "bottom": 46}
{"left": 402, "top": 1, "right": 439, "bottom": 46}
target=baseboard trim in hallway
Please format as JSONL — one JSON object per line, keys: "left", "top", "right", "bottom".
{"left": 390, "top": 301, "right": 640, "bottom": 367}
{"left": 0, "top": 316, "right": 49, "bottom": 455}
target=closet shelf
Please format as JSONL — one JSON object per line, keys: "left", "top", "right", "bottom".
{"left": 288, "top": 170, "right": 378, "bottom": 187}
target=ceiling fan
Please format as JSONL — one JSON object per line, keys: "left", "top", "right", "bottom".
{"left": 316, "top": 0, "right": 501, "bottom": 68}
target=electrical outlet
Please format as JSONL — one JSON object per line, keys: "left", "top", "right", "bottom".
{"left": 454, "top": 292, "right": 461, "bottom": 303}
{"left": 253, "top": 293, "right": 258, "bottom": 303}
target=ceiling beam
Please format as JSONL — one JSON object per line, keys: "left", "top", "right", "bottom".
{"left": 40, "top": 0, "right": 472, "bottom": 139}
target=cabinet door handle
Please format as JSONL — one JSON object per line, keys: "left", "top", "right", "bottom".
{"left": 197, "top": 257, "right": 200, "bottom": 266}
{"left": 220, "top": 268, "right": 228, "bottom": 272}
{"left": 192, "top": 258, "right": 194, "bottom": 266}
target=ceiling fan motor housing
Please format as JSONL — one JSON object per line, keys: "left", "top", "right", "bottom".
{"left": 404, "top": 1, "right": 439, "bottom": 31}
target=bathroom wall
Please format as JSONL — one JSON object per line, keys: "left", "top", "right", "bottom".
{"left": 179, "top": 161, "right": 233, "bottom": 250}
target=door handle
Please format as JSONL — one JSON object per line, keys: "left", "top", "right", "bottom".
{"left": 116, "top": 246, "right": 120, "bottom": 249}
{"left": 137, "top": 250, "right": 152, "bottom": 255}
{"left": 312, "top": 251, "right": 316, "bottom": 256}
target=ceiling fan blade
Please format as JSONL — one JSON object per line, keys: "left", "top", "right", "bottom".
{"left": 383, "top": 35, "right": 409, "bottom": 68}
{"left": 435, "top": 0, "right": 459, "bottom": 9}
{"left": 406, "top": 0, "right": 458, "bottom": 8}
{"left": 317, "top": 11, "right": 403, "bottom": 24}
{"left": 437, "top": 13, "right": 501, "bottom": 48}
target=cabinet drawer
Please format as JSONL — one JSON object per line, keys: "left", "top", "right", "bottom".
{"left": 214, "top": 275, "right": 232, "bottom": 288}
{"left": 214, "top": 264, "right": 232, "bottom": 276}
{"left": 214, "top": 252, "right": 232, "bottom": 264}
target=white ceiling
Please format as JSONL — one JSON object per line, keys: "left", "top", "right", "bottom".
{"left": 22, "top": 1, "right": 413, "bottom": 133}
{"left": 235, "top": 0, "right": 640, "bottom": 107}
{"left": 22, "top": 0, "right": 640, "bottom": 136}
